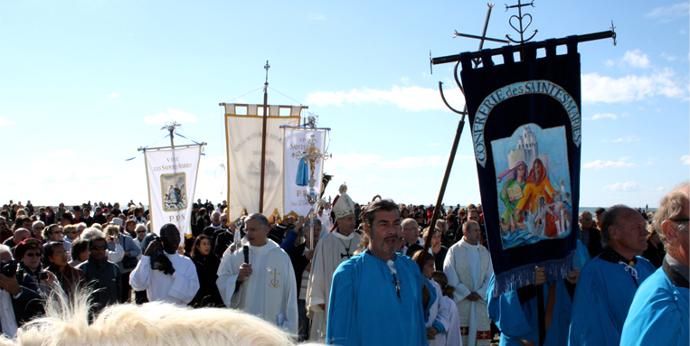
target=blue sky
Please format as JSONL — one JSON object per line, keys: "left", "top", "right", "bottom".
{"left": 0, "top": 0, "right": 687, "bottom": 208}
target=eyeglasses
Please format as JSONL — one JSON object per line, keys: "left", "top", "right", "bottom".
{"left": 671, "top": 217, "right": 689, "bottom": 224}
{"left": 24, "top": 252, "right": 41, "bottom": 258}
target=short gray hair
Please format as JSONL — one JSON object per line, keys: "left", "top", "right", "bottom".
{"left": 245, "top": 213, "right": 269, "bottom": 227}
{"left": 654, "top": 182, "right": 689, "bottom": 246}
{"left": 0, "top": 244, "right": 13, "bottom": 259}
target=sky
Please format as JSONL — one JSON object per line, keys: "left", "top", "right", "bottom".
{"left": 0, "top": 0, "right": 687, "bottom": 209}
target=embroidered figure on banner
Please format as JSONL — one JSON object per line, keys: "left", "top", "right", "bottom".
{"left": 161, "top": 173, "right": 187, "bottom": 211}
{"left": 492, "top": 123, "right": 572, "bottom": 249}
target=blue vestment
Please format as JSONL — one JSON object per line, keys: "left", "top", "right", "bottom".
{"left": 326, "top": 251, "right": 428, "bottom": 346}
{"left": 488, "top": 275, "right": 575, "bottom": 346}
{"left": 620, "top": 258, "right": 689, "bottom": 346}
{"left": 568, "top": 249, "right": 655, "bottom": 346}
{"left": 295, "top": 158, "right": 309, "bottom": 186}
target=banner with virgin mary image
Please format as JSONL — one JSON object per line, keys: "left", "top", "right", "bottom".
{"left": 459, "top": 41, "right": 582, "bottom": 295}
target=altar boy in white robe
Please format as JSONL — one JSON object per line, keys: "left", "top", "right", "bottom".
{"left": 306, "top": 183, "right": 360, "bottom": 340}
{"left": 130, "top": 223, "right": 200, "bottom": 306}
{"left": 443, "top": 220, "right": 493, "bottom": 346}
{"left": 217, "top": 213, "right": 298, "bottom": 335}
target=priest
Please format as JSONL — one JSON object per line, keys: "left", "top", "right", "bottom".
{"left": 129, "top": 223, "right": 200, "bottom": 305}
{"left": 443, "top": 220, "right": 493, "bottom": 346}
{"left": 306, "top": 183, "right": 361, "bottom": 340}
{"left": 216, "top": 213, "right": 298, "bottom": 334}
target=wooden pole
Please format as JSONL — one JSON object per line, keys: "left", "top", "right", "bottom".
{"left": 259, "top": 60, "right": 270, "bottom": 213}
{"left": 423, "top": 116, "right": 465, "bottom": 252}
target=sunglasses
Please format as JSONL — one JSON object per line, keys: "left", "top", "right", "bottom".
{"left": 91, "top": 244, "right": 107, "bottom": 250}
{"left": 671, "top": 217, "right": 689, "bottom": 224}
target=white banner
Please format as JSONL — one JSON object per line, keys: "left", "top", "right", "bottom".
{"left": 283, "top": 128, "right": 327, "bottom": 217}
{"left": 144, "top": 145, "right": 202, "bottom": 244}
{"left": 224, "top": 104, "right": 303, "bottom": 221}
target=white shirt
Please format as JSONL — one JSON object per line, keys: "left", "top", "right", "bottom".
{"left": 129, "top": 253, "right": 200, "bottom": 305}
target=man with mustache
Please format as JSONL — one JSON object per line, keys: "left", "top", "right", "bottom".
{"left": 326, "top": 199, "right": 427, "bottom": 346}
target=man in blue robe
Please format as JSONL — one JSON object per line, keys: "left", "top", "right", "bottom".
{"left": 568, "top": 205, "right": 656, "bottom": 345}
{"left": 327, "top": 199, "right": 427, "bottom": 346}
{"left": 621, "top": 183, "right": 689, "bottom": 345}
{"left": 488, "top": 240, "right": 588, "bottom": 346}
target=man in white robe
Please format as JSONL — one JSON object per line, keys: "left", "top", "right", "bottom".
{"left": 306, "top": 183, "right": 360, "bottom": 340}
{"left": 443, "top": 220, "right": 493, "bottom": 346}
{"left": 217, "top": 213, "right": 298, "bottom": 334}
{"left": 130, "top": 223, "right": 200, "bottom": 305}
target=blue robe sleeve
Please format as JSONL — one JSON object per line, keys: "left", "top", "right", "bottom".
{"left": 487, "top": 275, "right": 534, "bottom": 341}
{"left": 568, "top": 266, "right": 618, "bottom": 346}
{"left": 326, "top": 261, "right": 357, "bottom": 346}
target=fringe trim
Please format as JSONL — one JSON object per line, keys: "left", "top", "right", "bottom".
{"left": 491, "top": 250, "right": 575, "bottom": 297}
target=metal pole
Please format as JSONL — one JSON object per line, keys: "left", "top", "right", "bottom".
{"left": 259, "top": 60, "right": 270, "bottom": 213}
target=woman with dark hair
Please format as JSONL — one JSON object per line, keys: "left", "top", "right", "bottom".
{"left": 43, "top": 241, "right": 83, "bottom": 295}
{"left": 69, "top": 238, "right": 90, "bottom": 267}
{"left": 14, "top": 238, "right": 56, "bottom": 295}
{"left": 189, "top": 235, "right": 223, "bottom": 307}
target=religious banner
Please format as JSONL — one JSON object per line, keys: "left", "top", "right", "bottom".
{"left": 144, "top": 144, "right": 202, "bottom": 244}
{"left": 224, "top": 103, "right": 303, "bottom": 221}
{"left": 283, "top": 127, "right": 328, "bottom": 217}
{"left": 460, "top": 42, "right": 582, "bottom": 295}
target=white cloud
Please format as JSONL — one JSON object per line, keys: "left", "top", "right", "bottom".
{"left": 582, "top": 69, "right": 684, "bottom": 103}
{"left": 109, "top": 92, "right": 120, "bottom": 99}
{"left": 305, "top": 84, "right": 465, "bottom": 112}
{"left": 0, "top": 117, "right": 13, "bottom": 127}
{"left": 604, "top": 181, "right": 640, "bottom": 192}
{"left": 681, "top": 155, "right": 690, "bottom": 165}
{"left": 646, "top": 2, "right": 689, "bottom": 22}
{"left": 603, "top": 136, "right": 640, "bottom": 144}
{"left": 143, "top": 108, "right": 198, "bottom": 125}
{"left": 588, "top": 112, "right": 618, "bottom": 120}
{"left": 621, "top": 50, "right": 650, "bottom": 68}
{"left": 660, "top": 52, "right": 678, "bottom": 62}
{"left": 584, "top": 157, "right": 636, "bottom": 169}
{"left": 308, "top": 13, "right": 327, "bottom": 21}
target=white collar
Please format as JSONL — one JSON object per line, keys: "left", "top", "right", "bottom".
{"left": 460, "top": 238, "right": 480, "bottom": 249}
{"left": 332, "top": 229, "right": 357, "bottom": 241}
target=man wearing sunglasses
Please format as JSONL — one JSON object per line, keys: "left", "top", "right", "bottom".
{"left": 621, "top": 182, "right": 689, "bottom": 345}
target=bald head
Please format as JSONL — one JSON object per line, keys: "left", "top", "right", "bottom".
{"left": 13, "top": 228, "right": 30, "bottom": 243}
{"left": 401, "top": 218, "right": 419, "bottom": 244}
{"left": 463, "top": 221, "right": 480, "bottom": 245}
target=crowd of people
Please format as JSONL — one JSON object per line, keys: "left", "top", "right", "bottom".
{"left": 0, "top": 181, "right": 686, "bottom": 345}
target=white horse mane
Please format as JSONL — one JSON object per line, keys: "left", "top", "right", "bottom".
{"left": 3, "top": 287, "right": 319, "bottom": 346}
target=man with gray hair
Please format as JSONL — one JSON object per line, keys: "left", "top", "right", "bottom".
{"left": 569, "top": 204, "right": 656, "bottom": 345}
{"left": 2, "top": 228, "right": 30, "bottom": 249}
{"left": 216, "top": 213, "right": 298, "bottom": 334}
{"left": 621, "top": 182, "right": 689, "bottom": 345}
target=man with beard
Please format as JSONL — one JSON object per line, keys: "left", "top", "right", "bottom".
{"left": 327, "top": 199, "right": 427, "bottom": 346}
{"left": 306, "top": 184, "right": 361, "bottom": 341}
{"left": 569, "top": 205, "right": 655, "bottom": 345}
{"left": 216, "top": 213, "right": 298, "bottom": 334}
{"left": 129, "top": 224, "right": 199, "bottom": 305}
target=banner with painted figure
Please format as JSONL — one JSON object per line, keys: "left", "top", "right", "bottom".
{"left": 144, "top": 144, "right": 202, "bottom": 244}
{"left": 283, "top": 128, "right": 328, "bottom": 217}
{"left": 460, "top": 41, "right": 582, "bottom": 295}
{"left": 224, "top": 103, "right": 303, "bottom": 221}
